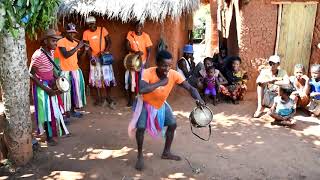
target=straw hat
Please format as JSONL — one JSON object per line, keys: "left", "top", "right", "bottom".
{"left": 40, "top": 29, "right": 62, "bottom": 41}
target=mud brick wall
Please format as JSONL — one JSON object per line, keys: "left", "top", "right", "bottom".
{"left": 310, "top": 4, "right": 320, "bottom": 66}
{"left": 238, "top": 0, "right": 278, "bottom": 91}
{"left": 26, "top": 16, "right": 189, "bottom": 98}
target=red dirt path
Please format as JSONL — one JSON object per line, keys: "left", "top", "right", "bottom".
{"left": 1, "top": 92, "right": 320, "bottom": 180}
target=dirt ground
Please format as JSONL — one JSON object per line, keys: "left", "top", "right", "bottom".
{"left": 1, "top": 91, "right": 320, "bottom": 180}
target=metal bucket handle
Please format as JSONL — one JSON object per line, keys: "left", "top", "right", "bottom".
{"left": 190, "top": 123, "right": 211, "bottom": 141}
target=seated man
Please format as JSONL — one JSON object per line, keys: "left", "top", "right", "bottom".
{"left": 177, "top": 44, "right": 205, "bottom": 90}
{"left": 128, "top": 50, "right": 204, "bottom": 171}
{"left": 253, "top": 55, "right": 289, "bottom": 118}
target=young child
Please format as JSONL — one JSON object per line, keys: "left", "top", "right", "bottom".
{"left": 268, "top": 85, "right": 296, "bottom": 126}
{"left": 204, "top": 66, "right": 218, "bottom": 105}
{"left": 202, "top": 57, "right": 228, "bottom": 102}
{"left": 289, "top": 64, "right": 310, "bottom": 108}
{"left": 307, "top": 64, "right": 320, "bottom": 116}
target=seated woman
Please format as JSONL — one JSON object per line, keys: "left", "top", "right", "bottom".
{"left": 268, "top": 85, "right": 296, "bottom": 126}
{"left": 220, "top": 56, "right": 248, "bottom": 104}
{"left": 253, "top": 55, "right": 289, "bottom": 118}
{"left": 289, "top": 64, "right": 310, "bottom": 109}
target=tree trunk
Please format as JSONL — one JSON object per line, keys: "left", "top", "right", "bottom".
{"left": 0, "top": 28, "right": 33, "bottom": 165}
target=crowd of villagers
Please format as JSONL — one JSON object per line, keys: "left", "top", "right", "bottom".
{"left": 28, "top": 15, "right": 320, "bottom": 170}
{"left": 178, "top": 45, "right": 320, "bottom": 127}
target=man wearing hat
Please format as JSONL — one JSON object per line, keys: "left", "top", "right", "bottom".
{"left": 57, "top": 23, "right": 87, "bottom": 118}
{"left": 177, "top": 44, "right": 205, "bottom": 90}
{"left": 125, "top": 22, "right": 153, "bottom": 107}
{"left": 29, "top": 29, "right": 71, "bottom": 146}
{"left": 83, "top": 16, "right": 116, "bottom": 108}
{"left": 254, "top": 55, "right": 289, "bottom": 118}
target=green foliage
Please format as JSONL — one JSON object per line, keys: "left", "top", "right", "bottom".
{"left": 193, "top": 5, "right": 210, "bottom": 39}
{"left": 0, "top": 0, "right": 60, "bottom": 39}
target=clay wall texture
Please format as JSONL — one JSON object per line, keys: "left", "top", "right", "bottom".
{"left": 26, "top": 16, "right": 189, "bottom": 97}
{"left": 217, "top": 0, "right": 320, "bottom": 91}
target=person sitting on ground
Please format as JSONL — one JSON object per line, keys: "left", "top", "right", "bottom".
{"left": 177, "top": 44, "right": 205, "bottom": 91}
{"left": 268, "top": 85, "right": 296, "bottom": 126}
{"left": 289, "top": 64, "right": 310, "bottom": 109}
{"left": 253, "top": 55, "right": 289, "bottom": 118}
{"left": 212, "top": 47, "right": 228, "bottom": 75}
{"left": 203, "top": 66, "right": 218, "bottom": 105}
{"left": 307, "top": 64, "right": 320, "bottom": 117}
{"left": 177, "top": 44, "right": 195, "bottom": 79}
{"left": 128, "top": 50, "right": 204, "bottom": 171}
{"left": 220, "top": 56, "right": 248, "bottom": 104}
{"left": 201, "top": 57, "right": 228, "bottom": 101}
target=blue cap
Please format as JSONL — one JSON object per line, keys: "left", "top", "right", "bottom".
{"left": 183, "top": 44, "right": 194, "bottom": 54}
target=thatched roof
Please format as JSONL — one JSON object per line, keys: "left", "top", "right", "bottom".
{"left": 58, "top": 0, "right": 200, "bottom": 23}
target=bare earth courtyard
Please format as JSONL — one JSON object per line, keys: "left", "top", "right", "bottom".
{"left": 1, "top": 92, "right": 320, "bottom": 180}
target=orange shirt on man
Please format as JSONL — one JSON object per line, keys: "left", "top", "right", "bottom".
{"left": 126, "top": 31, "right": 152, "bottom": 63}
{"left": 83, "top": 27, "right": 109, "bottom": 57}
{"left": 57, "top": 37, "right": 79, "bottom": 71}
{"left": 142, "top": 67, "right": 185, "bottom": 109}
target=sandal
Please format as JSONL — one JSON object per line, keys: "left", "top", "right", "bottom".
{"left": 253, "top": 110, "right": 263, "bottom": 118}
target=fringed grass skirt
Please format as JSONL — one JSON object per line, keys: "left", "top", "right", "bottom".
{"left": 61, "top": 69, "right": 86, "bottom": 111}
{"left": 33, "top": 80, "right": 70, "bottom": 138}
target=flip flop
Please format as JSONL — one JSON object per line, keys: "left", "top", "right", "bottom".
{"left": 253, "top": 111, "right": 263, "bottom": 118}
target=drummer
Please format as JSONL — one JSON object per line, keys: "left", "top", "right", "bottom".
{"left": 128, "top": 50, "right": 204, "bottom": 171}
{"left": 83, "top": 16, "right": 117, "bottom": 108}
{"left": 125, "top": 22, "right": 153, "bottom": 107}
{"left": 57, "top": 23, "right": 87, "bottom": 118}
{"left": 29, "top": 29, "right": 70, "bottom": 146}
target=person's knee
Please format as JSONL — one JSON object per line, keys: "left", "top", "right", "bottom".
{"left": 136, "top": 128, "right": 145, "bottom": 134}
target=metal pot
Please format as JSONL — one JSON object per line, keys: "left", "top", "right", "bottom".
{"left": 189, "top": 103, "right": 213, "bottom": 141}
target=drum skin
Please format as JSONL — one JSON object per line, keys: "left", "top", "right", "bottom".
{"left": 123, "top": 53, "right": 142, "bottom": 72}
{"left": 56, "top": 77, "right": 70, "bottom": 93}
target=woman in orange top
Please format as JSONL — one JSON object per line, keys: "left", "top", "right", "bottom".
{"left": 83, "top": 16, "right": 116, "bottom": 108}
{"left": 125, "top": 22, "right": 153, "bottom": 107}
{"left": 129, "top": 50, "right": 204, "bottom": 171}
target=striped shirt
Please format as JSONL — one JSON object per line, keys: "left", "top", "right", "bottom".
{"left": 30, "top": 49, "right": 54, "bottom": 80}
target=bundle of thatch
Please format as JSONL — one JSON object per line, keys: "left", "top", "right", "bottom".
{"left": 58, "top": 0, "right": 200, "bottom": 23}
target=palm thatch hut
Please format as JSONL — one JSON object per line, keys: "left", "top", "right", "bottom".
{"left": 26, "top": 0, "right": 200, "bottom": 97}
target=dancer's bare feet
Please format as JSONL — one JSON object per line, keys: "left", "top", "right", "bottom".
{"left": 161, "top": 152, "right": 181, "bottom": 161}
{"left": 135, "top": 156, "right": 144, "bottom": 171}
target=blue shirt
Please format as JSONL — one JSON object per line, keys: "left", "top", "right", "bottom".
{"left": 309, "top": 79, "right": 320, "bottom": 100}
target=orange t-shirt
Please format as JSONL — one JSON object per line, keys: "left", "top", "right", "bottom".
{"left": 83, "top": 27, "right": 109, "bottom": 57}
{"left": 57, "top": 37, "right": 79, "bottom": 71}
{"left": 126, "top": 31, "right": 152, "bottom": 63}
{"left": 142, "top": 67, "right": 185, "bottom": 109}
